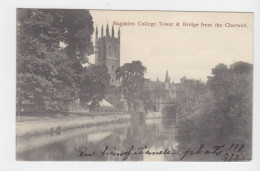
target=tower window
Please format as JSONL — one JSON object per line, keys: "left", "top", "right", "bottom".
{"left": 109, "top": 45, "right": 112, "bottom": 57}
{"left": 112, "top": 65, "right": 114, "bottom": 71}
{"left": 114, "top": 47, "right": 117, "bottom": 59}
{"left": 103, "top": 46, "right": 106, "bottom": 59}
{"left": 98, "top": 47, "right": 101, "bottom": 59}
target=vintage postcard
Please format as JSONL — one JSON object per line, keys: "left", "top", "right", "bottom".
{"left": 16, "top": 9, "right": 253, "bottom": 161}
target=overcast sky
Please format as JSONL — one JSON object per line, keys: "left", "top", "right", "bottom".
{"left": 88, "top": 10, "right": 253, "bottom": 83}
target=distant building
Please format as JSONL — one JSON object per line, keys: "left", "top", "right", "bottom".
{"left": 165, "top": 70, "right": 171, "bottom": 89}
{"left": 145, "top": 70, "right": 177, "bottom": 112}
{"left": 95, "top": 24, "right": 120, "bottom": 86}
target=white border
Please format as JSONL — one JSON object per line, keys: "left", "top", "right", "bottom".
{"left": 0, "top": 0, "right": 259, "bottom": 171}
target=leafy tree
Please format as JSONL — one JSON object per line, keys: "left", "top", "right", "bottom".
{"left": 78, "top": 64, "right": 110, "bottom": 109}
{"left": 106, "top": 85, "right": 122, "bottom": 110}
{"left": 17, "top": 9, "right": 94, "bottom": 112}
{"left": 176, "top": 77, "right": 208, "bottom": 117}
{"left": 207, "top": 61, "right": 253, "bottom": 136}
{"left": 140, "top": 86, "right": 153, "bottom": 113}
{"left": 116, "top": 61, "right": 149, "bottom": 112}
{"left": 177, "top": 61, "right": 253, "bottom": 150}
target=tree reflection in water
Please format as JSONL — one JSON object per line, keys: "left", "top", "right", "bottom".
{"left": 17, "top": 116, "right": 179, "bottom": 161}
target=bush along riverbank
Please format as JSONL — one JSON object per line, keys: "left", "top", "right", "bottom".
{"left": 175, "top": 62, "right": 253, "bottom": 161}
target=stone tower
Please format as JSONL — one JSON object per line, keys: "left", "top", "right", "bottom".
{"left": 95, "top": 24, "right": 120, "bottom": 86}
{"left": 165, "top": 70, "right": 170, "bottom": 89}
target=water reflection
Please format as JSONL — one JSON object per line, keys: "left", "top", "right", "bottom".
{"left": 17, "top": 117, "right": 179, "bottom": 161}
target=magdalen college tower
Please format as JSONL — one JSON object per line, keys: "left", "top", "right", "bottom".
{"left": 95, "top": 24, "right": 121, "bottom": 86}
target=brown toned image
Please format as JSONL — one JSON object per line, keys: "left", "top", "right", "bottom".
{"left": 16, "top": 9, "right": 253, "bottom": 161}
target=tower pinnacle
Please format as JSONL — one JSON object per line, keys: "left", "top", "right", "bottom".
{"left": 95, "top": 26, "right": 98, "bottom": 39}
{"left": 101, "top": 25, "right": 104, "bottom": 37}
{"left": 165, "top": 70, "right": 170, "bottom": 83}
{"left": 112, "top": 25, "right": 114, "bottom": 38}
{"left": 165, "top": 70, "right": 171, "bottom": 89}
{"left": 106, "top": 23, "right": 110, "bottom": 37}
{"left": 118, "top": 27, "right": 120, "bottom": 39}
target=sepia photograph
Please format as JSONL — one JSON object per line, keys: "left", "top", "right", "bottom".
{"left": 15, "top": 9, "right": 253, "bottom": 162}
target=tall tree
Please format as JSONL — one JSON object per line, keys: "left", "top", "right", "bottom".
{"left": 207, "top": 61, "right": 253, "bottom": 135}
{"left": 177, "top": 61, "right": 253, "bottom": 151}
{"left": 78, "top": 64, "right": 110, "bottom": 110}
{"left": 17, "top": 9, "right": 94, "bottom": 112}
{"left": 176, "top": 78, "right": 208, "bottom": 117}
{"left": 116, "top": 61, "right": 149, "bottom": 112}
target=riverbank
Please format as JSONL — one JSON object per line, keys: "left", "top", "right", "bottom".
{"left": 16, "top": 111, "right": 162, "bottom": 137}
{"left": 16, "top": 112, "right": 131, "bottom": 137}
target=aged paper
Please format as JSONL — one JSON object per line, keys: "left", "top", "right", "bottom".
{"left": 16, "top": 9, "right": 253, "bottom": 161}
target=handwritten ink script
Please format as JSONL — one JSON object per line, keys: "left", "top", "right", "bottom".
{"left": 75, "top": 144, "right": 247, "bottom": 161}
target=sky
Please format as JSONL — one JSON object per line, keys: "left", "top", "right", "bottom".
{"left": 88, "top": 10, "right": 253, "bottom": 83}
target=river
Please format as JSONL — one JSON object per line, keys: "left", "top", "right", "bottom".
{"left": 17, "top": 117, "right": 180, "bottom": 161}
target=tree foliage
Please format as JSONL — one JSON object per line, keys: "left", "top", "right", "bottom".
{"left": 106, "top": 85, "right": 123, "bottom": 110}
{"left": 17, "top": 9, "right": 94, "bottom": 112}
{"left": 207, "top": 61, "right": 253, "bottom": 136}
{"left": 177, "top": 61, "right": 253, "bottom": 150}
{"left": 116, "top": 61, "right": 150, "bottom": 112}
{"left": 79, "top": 64, "right": 110, "bottom": 108}
{"left": 176, "top": 78, "right": 209, "bottom": 117}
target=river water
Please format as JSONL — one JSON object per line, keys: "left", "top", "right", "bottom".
{"left": 17, "top": 117, "right": 181, "bottom": 161}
